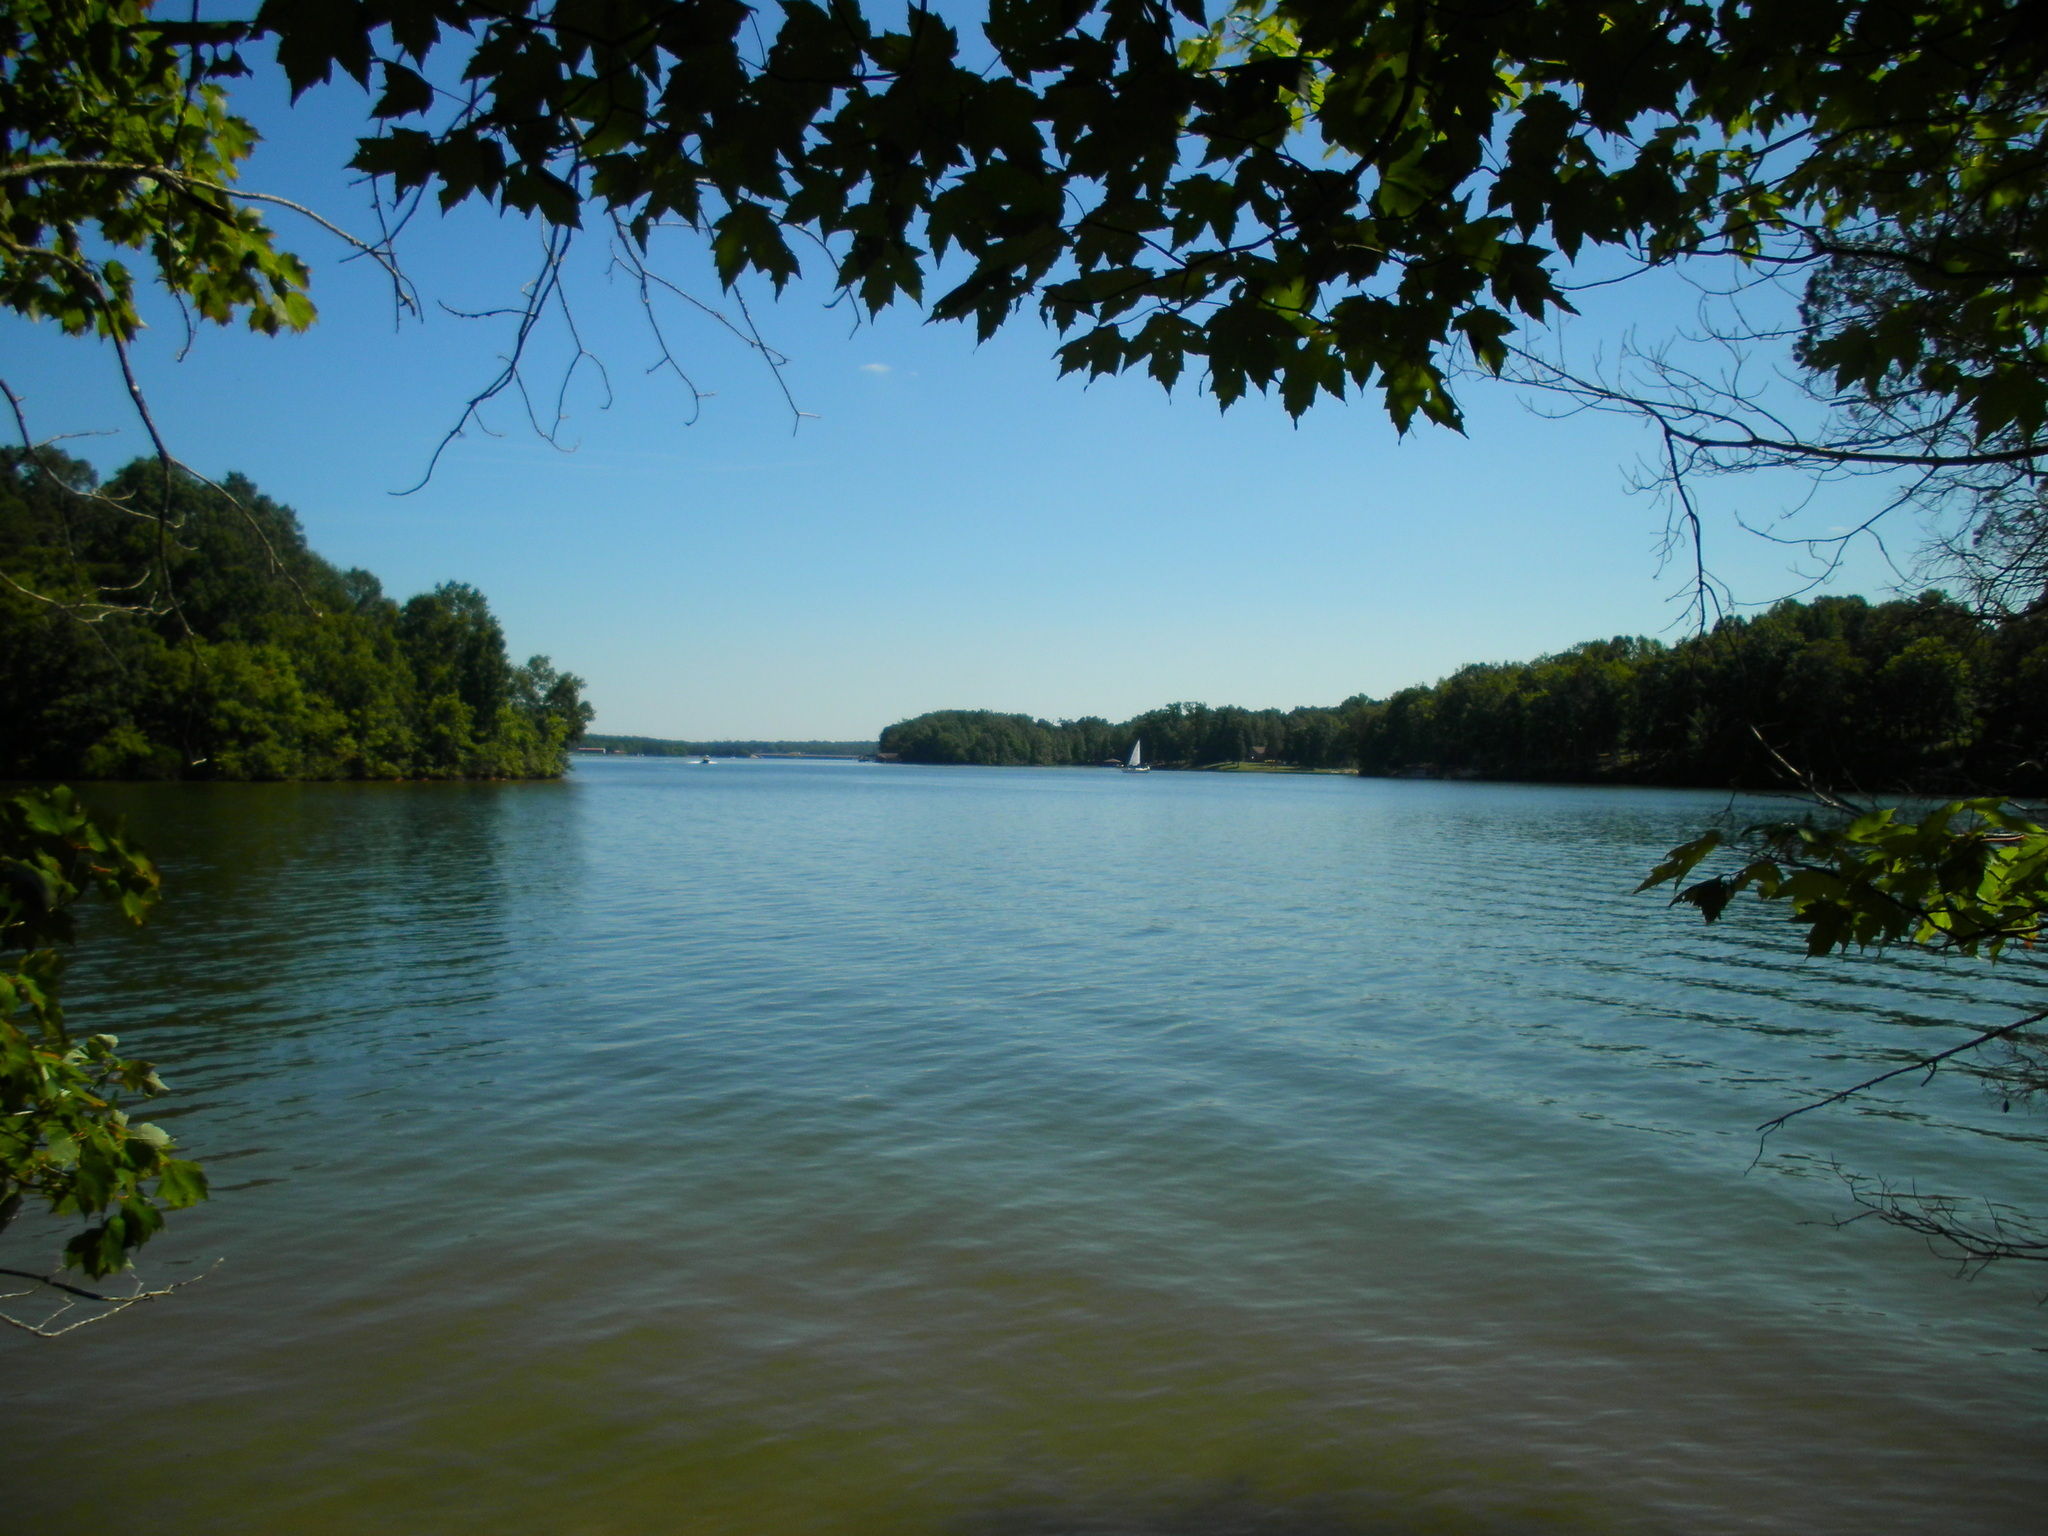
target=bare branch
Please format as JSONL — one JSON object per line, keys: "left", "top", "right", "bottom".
{"left": 1758, "top": 1008, "right": 2048, "bottom": 1141}
{"left": 1824, "top": 1165, "right": 2048, "bottom": 1272}
{"left": 0, "top": 1259, "right": 222, "bottom": 1338}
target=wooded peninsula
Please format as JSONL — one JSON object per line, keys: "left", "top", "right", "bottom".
{"left": 881, "top": 591, "right": 2048, "bottom": 792}
{"left": 0, "top": 451, "right": 592, "bottom": 781}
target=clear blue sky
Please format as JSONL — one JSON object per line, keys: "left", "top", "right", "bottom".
{"left": 3, "top": 56, "right": 1912, "bottom": 740}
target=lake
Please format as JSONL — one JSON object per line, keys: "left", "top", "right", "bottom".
{"left": 5, "top": 759, "right": 2043, "bottom": 1535}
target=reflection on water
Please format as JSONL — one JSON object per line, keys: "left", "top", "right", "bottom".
{"left": 3, "top": 762, "right": 2043, "bottom": 1536}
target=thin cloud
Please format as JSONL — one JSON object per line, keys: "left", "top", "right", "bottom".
{"left": 859, "top": 362, "right": 891, "bottom": 374}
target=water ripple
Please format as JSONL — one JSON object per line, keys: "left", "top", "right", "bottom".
{"left": 4, "top": 764, "right": 2042, "bottom": 1536}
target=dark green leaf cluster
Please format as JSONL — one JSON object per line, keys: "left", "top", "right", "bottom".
{"left": 1, "top": 786, "right": 204, "bottom": 1278}
{"left": 879, "top": 700, "right": 1363, "bottom": 768}
{"left": 15, "top": 2, "right": 2046, "bottom": 445}
{"left": 273, "top": 0, "right": 2048, "bottom": 436}
{"left": 0, "top": 451, "right": 593, "bottom": 781}
{"left": 1640, "top": 799, "right": 2048, "bottom": 960}
{"left": 1353, "top": 594, "right": 2047, "bottom": 791}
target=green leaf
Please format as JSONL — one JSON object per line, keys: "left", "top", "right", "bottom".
{"left": 156, "top": 1158, "right": 210, "bottom": 1210}
{"left": 1678, "top": 876, "right": 1737, "bottom": 924}
{"left": 712, "top": 202, "right": 800, "bottom": 290}
{"left": 1638, "top": 831, "right": 1723, "bottom": 893}
{"left": 373, "top": 61, "right": 435, "bottom": 120}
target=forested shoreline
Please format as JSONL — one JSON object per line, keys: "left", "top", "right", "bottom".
{"left": 1359, "top": 593, "right": 2047, "bottom": 791}
{"left": 0, "top": 451, "right": 591, "bottom": 781}
{"left": 879, "top": 701, "right": 1365, "bottom": 770}
{"left": 883, "top": 592, "right": 2048, "bottom": 792}
{"left": 11, "top": 437, "right": 2042, "bottom": 797}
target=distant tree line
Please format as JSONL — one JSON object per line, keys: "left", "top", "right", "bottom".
{"left": 880, "top": 593, "right": 2048, "bottom": 791}
{"left": 1355, "top": 593, "right": 2048, "bottom": 791}
{"left": 1, "top": 451, "right": 592, "bottom": 781}
{"left": 585, "top": 736, "right": 877, "bottom": 756}
{"left": 878, "top": 702, "right": 1367, "bottom": 769}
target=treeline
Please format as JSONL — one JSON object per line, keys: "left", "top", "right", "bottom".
{"left": 880, "top": 593, "right": 2048, "bottom": 790}
{"left": 586, "top": 735, "right": 876, "bottom": 755}
{"left": 1356, "top": 593, "right": 2048, "bottom": 790}
{"left": 878, "top": 701, "right": 1365, "bottom": 768}
{"left": 0, "top": 451, "right": 592, "bottom": 781}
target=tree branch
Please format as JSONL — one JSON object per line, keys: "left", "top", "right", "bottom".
{"left": 1758, "top": 1008, "right": 2048, "bottom": 1141}
{"left": 0, "top": 1259, "right": 221, "bottom": 1338}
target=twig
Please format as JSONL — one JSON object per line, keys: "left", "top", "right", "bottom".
{"left": 0, "top": 1258, "right": 222, "bottom": 1338}
{"left": 1757, "top": 1008, "right": 2048, "bottom": 1142}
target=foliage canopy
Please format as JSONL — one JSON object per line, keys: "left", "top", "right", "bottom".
{"left": 0, "top": 450, "right": 593, "bottom": 781}
{"left": 4, "top": 0, "right": 2044, "bottom": 452}
{"left": 0, "top": 786, "right": 206, "bottom": 1282}
{"left": 1352, "top": 593, "right": 2048, "bottom": 789}
{"left": 881, "top": 700, "right": 1362, "bottom": 768}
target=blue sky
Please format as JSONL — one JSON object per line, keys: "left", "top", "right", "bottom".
{"left": 4, "top": 57, "right": 1913, "bottom": 740}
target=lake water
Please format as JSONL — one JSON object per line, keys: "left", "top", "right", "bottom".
{"left": 5, "top": 759, "right": 2044, "bottom": 1535}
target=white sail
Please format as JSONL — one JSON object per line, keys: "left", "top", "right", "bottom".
{"left": 1123, "top": 739, "right": 1147, "bottom": 772}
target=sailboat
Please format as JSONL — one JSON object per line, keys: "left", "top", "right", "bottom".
{"left": 1122, "top": 739, "right": 1150, "bottom": 774}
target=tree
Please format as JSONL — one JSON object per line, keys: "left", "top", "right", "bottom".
{"left": 1642, "top": 796, "right": 2048, "bottom": 1269}
{"left": 0, "top": 450, "right": 592, "bottom": 783}
{"left": 1344, "top": 593, "right": 2033, "bottom": 789}
{"left": 7, "top": 1, "right": 2043, "bottom": 478}
{"left": 1, "top": 787, "right": 211, "bottom": 1333}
